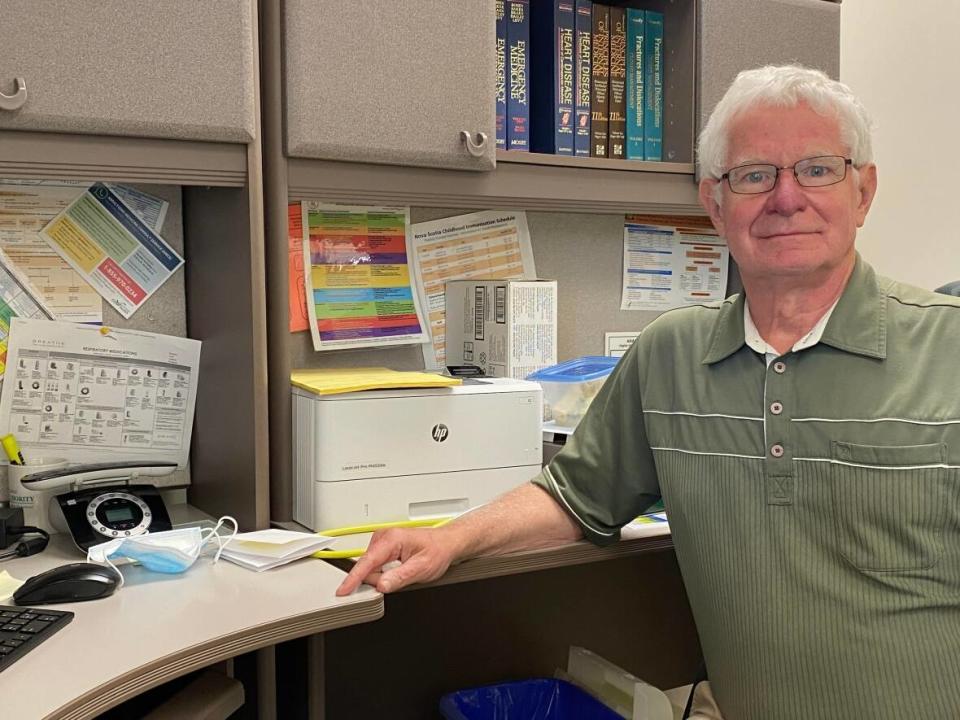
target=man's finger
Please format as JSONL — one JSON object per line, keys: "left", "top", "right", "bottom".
{"left": 377, "top": 553, "right": 433, "bottom": 593}
{"left": 335, "top": 536, "right": 399, "bottom": 596}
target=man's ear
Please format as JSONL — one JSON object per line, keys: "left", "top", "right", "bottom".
{"left": 854, "top": 163, "right": 878, "bottom": 228}
{"left": 699, "top": 178, "right": 725, "bottom": 234}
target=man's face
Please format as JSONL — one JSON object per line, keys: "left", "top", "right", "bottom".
{"left": 699, "top": 102, "right": 877, "bottom": 283}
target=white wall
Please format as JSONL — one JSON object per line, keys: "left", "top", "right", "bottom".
{"left": 840, "top": 0, "right": 959, "bottom": 290}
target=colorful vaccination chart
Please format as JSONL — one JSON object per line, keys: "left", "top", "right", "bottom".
{"left": 301, "top": 203, "right": 428, "bottom": 351}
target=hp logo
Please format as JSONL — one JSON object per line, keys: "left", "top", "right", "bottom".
{"left": 431, "top": 424, "right": 449, "bottom": 442}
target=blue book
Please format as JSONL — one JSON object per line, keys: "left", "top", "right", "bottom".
{"left": 573, "top": 0, "right": 592, "bottom": 157}
{"left": 507, "top": 0, "right": 531, "bottom": 151}
{"left": 530, "top": 0, "right": 575, "bottom": 155}
{"left": 643, "top": 10, "right": 663, "bottom": 161}
{"left": 625, "top": 9, "right": 644, "bottom": 159}
{"left": 496, "top": 0, "right": 508, "bottom": 150}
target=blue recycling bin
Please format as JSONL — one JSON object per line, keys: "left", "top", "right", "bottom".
{"left": 439, "top": 678, "right": 622, "bottom": 720}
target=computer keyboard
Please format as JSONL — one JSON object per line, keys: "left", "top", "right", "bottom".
{"left": 0, "top": 606, "right": 74, "bottom": 672}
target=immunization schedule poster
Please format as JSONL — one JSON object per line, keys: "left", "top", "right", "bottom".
{"left": 301, "top": 203, "right": 428, "bottom": 351}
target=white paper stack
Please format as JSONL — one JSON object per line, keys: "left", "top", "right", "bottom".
{"left": 621, "top": 512, "right": 670, "bottom": 540}
{"left": 219, "top": 528, "right": 334, "bottom": 572}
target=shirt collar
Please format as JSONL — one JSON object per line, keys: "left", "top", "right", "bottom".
{"left": 743, "top": 296, "right": 838, "bottom": 360}
{"left": 702, "top": 253, "right": 887, "bottom": 365}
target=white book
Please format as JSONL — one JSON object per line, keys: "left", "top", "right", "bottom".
{"left": 220, "top": 528, "right": 334, "bottom": 572}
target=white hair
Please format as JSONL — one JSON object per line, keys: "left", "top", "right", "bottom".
{"left": 697, "top": 65, "right": 875, "bottom": 184}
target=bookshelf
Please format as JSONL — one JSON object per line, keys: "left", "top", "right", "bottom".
{"left": 287, "top": 155, "right": 701, "bottom": 215}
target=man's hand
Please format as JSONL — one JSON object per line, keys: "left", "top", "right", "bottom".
{"left": 335, "top": 483, "right": 582, "bottom": 596}
{"left": 336, "top": 526, "right": 458, "bottom": 596}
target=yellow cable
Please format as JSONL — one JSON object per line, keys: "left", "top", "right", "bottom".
{"left": 311, "top": 517, "right": 453, "bottom": 559}
{"left": 311, "top": 511, "right": 668, "bottom": 559}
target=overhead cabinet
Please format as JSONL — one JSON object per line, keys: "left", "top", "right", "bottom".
{"left": 0, "top": 0, "right": 256, "bottom": 143}
{"left": 283, "top": 0, "right": 497, "bottom": 171}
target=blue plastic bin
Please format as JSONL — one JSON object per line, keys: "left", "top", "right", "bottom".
{"left": 527, "top": 356, "right": 620, "bottom": 428}
{"left": 439, "top": 678, "right": 622, "bottom": 720}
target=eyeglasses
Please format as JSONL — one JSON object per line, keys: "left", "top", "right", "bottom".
{"left": 721, "top": 155, "right": 853, "bottom": 195}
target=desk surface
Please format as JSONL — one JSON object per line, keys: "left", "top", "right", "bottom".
{"left": 431, "top": 523, "right": 673, "bottom": 588}
{"left": 320, "top": 520, "right": 674, "bottom": 590}
{"left": 0, "top": 534, "right": 383, "bottom": 720}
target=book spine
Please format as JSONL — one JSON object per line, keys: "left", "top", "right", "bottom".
{"left": 496, "top": 0, "right": 508, "bottom": 150}
{"left": 507, "top": 0, "right": 531, "bottom": 151}
{"left": 590, "top": 4, "right": 609, "bottom": 158}
{"left": 643, "top": 10, "right": 663, "bottom": 161}
{"left": 556, "top": 1, "right": 576, "bottom": 155}
{"left": 625, "top": 8, "right": 644, "bottom": 159}
{"left": 573, "top": 0, "right": 592, "bottom": 157}
{"left": 530, "top": 0, "right": 574, "bottom": 155}
{"left": 608, "top": 6, "right": 627, "bottom": 160}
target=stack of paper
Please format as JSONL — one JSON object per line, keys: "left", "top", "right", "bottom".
{"left": 290, "top": 367, "right": 461, "bottom": 395}
{"left": 219, "top": 528, "right": 334, "bottom": 572}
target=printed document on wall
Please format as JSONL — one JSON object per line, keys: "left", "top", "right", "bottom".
{"left": 39, "top": 183, "right": 182, "bottom": 319}
{"left": 302, "top": 203, "right": 428, "bottom": 351}
{"left": 0, "top": 318, "right": 201, "bottom": 468}
{"left": 410, "top": 210, "right": 535, "bottom": 369}
{"left": 0, "top": 180, "right": 168, "bottom": 323}
{"left": 620, "top": 219, "right": 728, "bottom": 311}
{"left": 0, "top": 246, "right": 55, "bottom": 381}
{"left": 287, "top": 202, "right": 309, "bottom": 333}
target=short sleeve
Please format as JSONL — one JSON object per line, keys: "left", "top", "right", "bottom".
{"left": 531, "top": 341, "right": 661, "bottom": 546}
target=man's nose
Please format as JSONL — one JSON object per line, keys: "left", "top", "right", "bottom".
{"left": 766, "top": 169, "right": 807, "bottom": 214}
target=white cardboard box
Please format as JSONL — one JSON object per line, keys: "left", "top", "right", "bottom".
{"left": 444, "top": 278, "right": 557, "bottom": 379}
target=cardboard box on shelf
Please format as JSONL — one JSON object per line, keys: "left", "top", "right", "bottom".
{"left": 444, "top": 278, "right": 557, "bottom": 380}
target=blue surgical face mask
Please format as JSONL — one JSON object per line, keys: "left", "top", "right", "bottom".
{"left": 87, "top": 517, "right": 237, "bottom": 582}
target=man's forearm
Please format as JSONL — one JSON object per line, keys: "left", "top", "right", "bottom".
{"left": 439, "top": 482, "right": 583, "bottom": 563}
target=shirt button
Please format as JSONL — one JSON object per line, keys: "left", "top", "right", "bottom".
{"left": 770, "top": 444, "right": 785, "bottom": 458}
{"left": 773, "top": 361, "right": 786, "bottom": 374}
{"left": 770, "top": 401, "right": 783, "bottom": 415}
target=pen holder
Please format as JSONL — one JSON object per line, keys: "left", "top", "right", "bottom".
{"left": 8, "top": 458, "right": 69, "bottom": 533}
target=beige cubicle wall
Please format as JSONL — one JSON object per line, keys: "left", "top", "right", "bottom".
{"left": 0, "top": 0, "right": 269, "bottom": 530}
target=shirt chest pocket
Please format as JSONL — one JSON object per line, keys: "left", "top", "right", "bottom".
{"left": 831, "top": 441, "right": 951, "bottom": 572}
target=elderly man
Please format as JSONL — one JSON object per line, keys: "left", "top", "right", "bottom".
{"left": 339, "top": 65, "right": 960, "bottom": 718}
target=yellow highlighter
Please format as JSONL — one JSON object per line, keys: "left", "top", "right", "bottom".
{"left": 1, "top": 434, "right": 25, "bottom": 466}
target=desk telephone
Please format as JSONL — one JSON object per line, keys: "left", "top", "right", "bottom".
{"left": 20, "top": 461, "right": 177, "bottom": 551}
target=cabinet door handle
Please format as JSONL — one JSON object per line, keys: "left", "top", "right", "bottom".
{"left": 0, "top": 78, "right": 27, "bottom": 111}
{"left": 460, "top": 130, "right": 488, "bottom": 158}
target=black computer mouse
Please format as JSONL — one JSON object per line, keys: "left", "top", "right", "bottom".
{"left": 13, "top": 562, "right": 121, "bottom": 605}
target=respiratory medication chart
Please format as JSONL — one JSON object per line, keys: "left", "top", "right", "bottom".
{"left": 0, "top": 318, "right": 201, "bottom": 467}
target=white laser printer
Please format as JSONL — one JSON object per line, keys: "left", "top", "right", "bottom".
{"left": 292, "top": 377, "right": 543, "bottom": 531}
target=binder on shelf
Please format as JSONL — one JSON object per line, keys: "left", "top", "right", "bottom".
{"left": 643, "top": 9, "right": 664, "bottom": 161}
{"left": 625, "top": 8, "right": 645, "bottom": 159}
{"left": 590, "top": 3, "right": 610, "bottom": 158}
{"left": 507, "top": 0, "right": 531, "bottom": 151}
{"left": 573, "top": 0, "right": 592, "bottom": 157}
{"left": 608, "top": 5, "right": 627, "bottom": 160}
{"left": 496, "top": 0, "right": 508, "bottom": 150}
{"left": 530, "top": 0, "right": 575, "bottom": 155}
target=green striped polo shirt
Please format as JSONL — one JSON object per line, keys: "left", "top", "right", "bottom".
{"left": 534, "top": 255, "right": 960, "bottom": 718}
